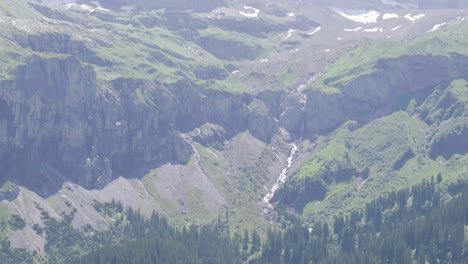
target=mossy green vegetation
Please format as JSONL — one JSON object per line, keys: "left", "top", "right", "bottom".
{"left": 0, "top": 0, "right": 42, "bottom": 19}
{"left": 280, "top": 78, "right": 468, "bottom": 225}
{"left": 313, "top": 21, "right": 468, "bottom": 93}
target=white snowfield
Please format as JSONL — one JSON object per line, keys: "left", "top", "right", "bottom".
{"left": 344, "top": 27, "right": 362, "bottom": 32}
{"left": 64, "top": 3, "right": 109, "bottom": 12}
{"left": 382, "top": 13, "right": 399, "bottom": 20}
{"left": 404, "top": 13, "right": 426, "bottom": 21}
{"left": 430, "top": 23, "right": 446, "bottom": 32}
{"left": 364, "top": 28, "right": 382, "bottom": 32}
{"left": 239, "top": 6, "right": 260, "bottom": 18}
{"left": 284, "top": 29, "right": 296, "bottom": 40}
{"left": 307, "top": 26, "right": 321, "bottom": 35}
{"left": 332, "top": 8, "right": 380, "bottom": 24}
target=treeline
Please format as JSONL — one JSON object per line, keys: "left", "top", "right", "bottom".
{"left": 3, "top": 177, "right": 466, "bottom": 263}
{"left": 253, "top": 178, "right": 468, "bottom": 264}
{"left": 0, "top": 239, "right": 32, "bottom": 264}
{"left": 69, "top": 178, "right": 467, "bottom": 264}
{"left": 71, "top": 206, "right": 241, "bottom": 264}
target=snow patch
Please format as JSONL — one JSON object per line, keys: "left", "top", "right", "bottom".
{"left": 231, "top": 70, "right": 239, "bottom": 74}
{"left": 404, "top": 14, "right": 425, "bottom": 21}
{"left": 65, "top": 3, "right": 109, "bottom": 12}
{"left": 324, "top": 49, "right": 331, "bottom": 52}
{"left": 364, "top": 28, "right": 381, "bottom": 32}
{"left": 260, "top": 58, "right": 269, "bottom": 63}
{"left": 239, "top": 6, "right": 260, "bottom": 18}
{"left": 382, "top": 13, "right": 399, "bottom": 20}
{"left": 337, "top": 37, "right": 342, "bottom": 40}
{"left": 332, "top": 8, "right": 380, "bottom": 24}
{"left": 344, "top": 27, "right": 362, "bottom": 32}
{"left": 307, "top": 26, "right": 321, "bottom": 35}
{"left": 284, "top": 29, "right": 296, "bottom": 40}
{"left": 115, "top": 121, "right": 122, "bottom": 126}
{"left": 288, "top": 13, "right": 295, "bottom": 17}
{"left": 404, "top": 14, "right": 416, "bottom": 21}
{"left": 391, "top": 25, "right": 403, "bottom": 31}
{"left": 413, "top": 14, "right": 426, "bottom": 19}
{"left": 429, "top": 23, "right": 446, "bottom": 32}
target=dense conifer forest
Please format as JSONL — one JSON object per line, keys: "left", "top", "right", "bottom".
{"left": 2, "top": 178, "right": 466, "bottom": 263}
{"left": 70, "top": 178, "right": 467, "bottom": 264}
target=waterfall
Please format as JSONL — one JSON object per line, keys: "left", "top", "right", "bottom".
{"left": 263, "top": 143, "right": 298, "bottom": 210}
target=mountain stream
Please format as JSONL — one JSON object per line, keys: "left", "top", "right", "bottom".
{"left": 263, "top": 143, "right": 298, "bottom": 210}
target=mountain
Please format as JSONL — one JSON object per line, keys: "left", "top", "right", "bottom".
{"left": 0, "top": 0, "right": 466, "bottom": 261}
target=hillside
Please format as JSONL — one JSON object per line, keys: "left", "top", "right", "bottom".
{"left": 0, "top": 0, "right": 466, "bottom": 262}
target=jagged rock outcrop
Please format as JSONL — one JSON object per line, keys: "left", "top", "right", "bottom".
{"left": 187, "top": 123, "right": 226, "bottom": 147}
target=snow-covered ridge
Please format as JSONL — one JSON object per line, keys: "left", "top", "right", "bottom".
{"left": 331, "top": 8, "right": 380, "bottom": 24}
{"left": 382, "top": 13, "right": 399, "bottom": 20}
{"left": 239, "top": 6, "right": 260, "bottom": 18}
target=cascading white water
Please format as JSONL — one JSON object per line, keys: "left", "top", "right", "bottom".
{"left": 182, "top": 134, "right": 201, "bottom": 171}
{"left": 263, "top": 143, "right": 298, "bottom": 210}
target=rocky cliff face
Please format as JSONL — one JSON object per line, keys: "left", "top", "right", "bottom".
{"left": 0, "top": 54, "right": 278, "bottom": 196}
{"left": 279, "top": 54, "right": 468, "bottom": 138}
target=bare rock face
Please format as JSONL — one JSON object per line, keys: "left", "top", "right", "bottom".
{"left": 0, "top": 56, "right": 194, "bottom": 195}
{"left": 277, "top": 54, "right": 468, "bottom": 139}
{"left": 0, "top": 55, "right": 266, "bottom": 196}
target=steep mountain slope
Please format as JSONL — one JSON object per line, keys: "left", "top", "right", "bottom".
{"left": 0, "top": 0, "right": 466, "bottom": 259}
{"left": 274, "top": 30, "right": 468, "bottom": 223}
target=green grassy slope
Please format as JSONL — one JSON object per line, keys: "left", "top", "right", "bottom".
{"left": 312, "top": 21, "right": 468, "bottom": 93}
{"left": 277, "top": 78, "right": 468, "bottom": 225}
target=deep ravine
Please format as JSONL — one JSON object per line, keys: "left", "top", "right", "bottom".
{"left": 263, "top": 143, "right": 298, "bottom": 211}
